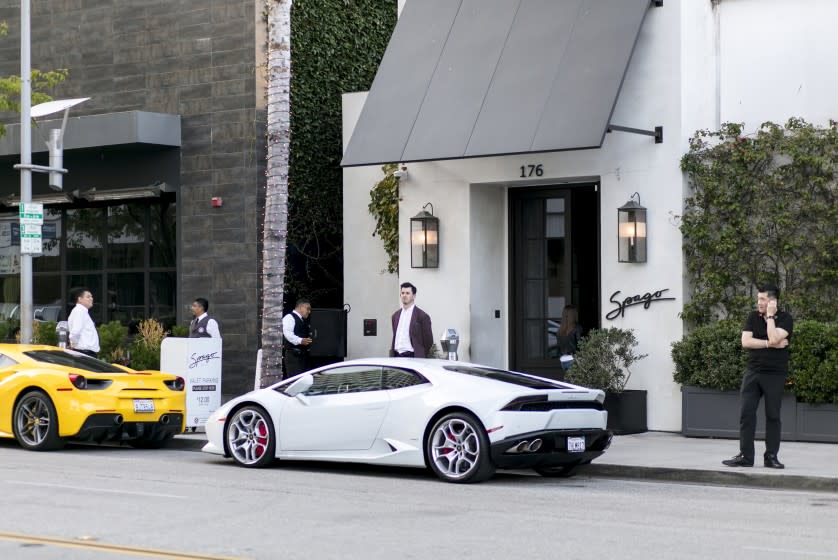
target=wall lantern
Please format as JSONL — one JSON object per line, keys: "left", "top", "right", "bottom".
{"left": 410, "top": 202, "right": 439, "bottom": 268}
{"left": 618, "top": 192, "right": 647, "bottom": 263}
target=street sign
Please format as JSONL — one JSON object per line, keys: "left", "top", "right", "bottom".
{"left": 20, "top": 223, "right": 42, "bottom": 254}
{"left": 19, "top": 202, "right": 44, "bottom": 225}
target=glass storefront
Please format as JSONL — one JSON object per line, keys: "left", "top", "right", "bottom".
{"left": 0, "top": 198, "right": 176, "bottom": 339}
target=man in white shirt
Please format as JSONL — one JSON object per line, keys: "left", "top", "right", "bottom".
{"left": 68, "top": 287, "right": 100, "bottom": 358}
{"left": 282, "top": 299, "right": 313, "bottom": 378}
{"left": 390, "top": 282, "right": 434, "bottom": 358}
{"left": 189, "top": 298, "right": 221, "bottom": 338}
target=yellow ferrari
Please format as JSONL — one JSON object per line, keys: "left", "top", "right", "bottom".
{"left": 0, "top": 344, "right": 186, "bottom": 451}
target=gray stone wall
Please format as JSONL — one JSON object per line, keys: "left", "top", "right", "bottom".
{"left": 0, "top": 0, "right": 265, "bottom": 395}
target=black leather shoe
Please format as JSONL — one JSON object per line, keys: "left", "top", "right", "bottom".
{"left": 722, "top": 453, "right": 754, "bottom": 467}
{"left": 764, "top": 454, "right": 785, "bottom": 469}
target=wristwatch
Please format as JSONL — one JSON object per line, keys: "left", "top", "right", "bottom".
{"left": 766, "top": 315, "right": 776, "bottom": 320}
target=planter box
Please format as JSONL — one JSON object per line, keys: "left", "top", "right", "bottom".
{"left": 680, "top": 386, "right": 838, "bottom": 442}
{"left": 795, "top": 403, "right": 838, "bottom": 443}
{"left": 604, "top": 390, "right": 647, "bottom": 435}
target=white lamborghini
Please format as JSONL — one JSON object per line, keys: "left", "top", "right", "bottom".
{"left": 202, "top": 358, "right": 612, "bottom": 483}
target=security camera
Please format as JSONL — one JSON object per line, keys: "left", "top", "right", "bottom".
{"left": 393, "top": 167, "right": 408, "bottom": 179}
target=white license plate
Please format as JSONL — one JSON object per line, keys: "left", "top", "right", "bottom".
{"left": 133, "top": 399, "right": 155, "bottom": 413}
{"left": 567, "top": 436, "right": 586, "bottom": 453}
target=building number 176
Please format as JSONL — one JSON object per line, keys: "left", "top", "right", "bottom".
{"left": 519, "top": 164, "right": 543, "bottom": 178}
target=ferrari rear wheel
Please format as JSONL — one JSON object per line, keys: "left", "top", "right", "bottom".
{"left": 427, "top": 412, "right": 495, "bottom": 483}
{"left": 13, "top": 390, "right": 64, "bottom": 451}
{"left": 226, "top": 405, "right": 275, "bottom": 468}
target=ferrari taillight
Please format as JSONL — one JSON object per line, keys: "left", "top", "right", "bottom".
{"left": 68, "top": 373, "right": 87, "bottom": 390}
{"left": 164, "top": 376, "right": 185, "bottom": 391}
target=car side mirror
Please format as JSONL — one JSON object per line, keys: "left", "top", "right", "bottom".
{"left": 285, "top": 373, "right": 314, "bottom": 397}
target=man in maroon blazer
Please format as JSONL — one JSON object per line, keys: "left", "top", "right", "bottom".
{"left": 390, "top": 282, "right": 434, "bottom": 358}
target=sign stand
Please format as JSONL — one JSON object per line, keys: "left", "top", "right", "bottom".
{"left": 160, "top": 337, "right": 222, "bottom": 432}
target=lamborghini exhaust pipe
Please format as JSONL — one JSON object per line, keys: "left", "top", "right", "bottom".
{"left": 513, "top": 441, "right": 530, "bottom": 453}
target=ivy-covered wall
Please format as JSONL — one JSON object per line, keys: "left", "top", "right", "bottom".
{"left": 680, "top": 119, "right": 838, "bottom": 325}
{"left": 287, "top": 0, "right": 396, "bottom": 307}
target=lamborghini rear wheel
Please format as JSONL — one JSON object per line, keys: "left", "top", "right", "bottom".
{"left": 226, "top": 405, "right": 276, "bottom": 468}
{"left": 13, "top": 390, "right": 65, "bottom": 451}
{"left": 427, "top": 411, "right": 495, "bottom": 483}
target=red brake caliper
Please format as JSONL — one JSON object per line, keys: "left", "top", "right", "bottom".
{"left": 255, "top": 421, "right": 268, "bottom": 457}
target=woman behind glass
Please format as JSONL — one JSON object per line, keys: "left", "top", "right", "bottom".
{"left": 558, "top": 304, "right": 584, "bottom": 371}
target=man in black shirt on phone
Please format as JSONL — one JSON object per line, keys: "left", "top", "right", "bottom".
{"left": 723, "top": 283, "right": 793, "bottom": 469}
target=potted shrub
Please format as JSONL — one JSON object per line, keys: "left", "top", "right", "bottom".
{"left": 669, "top": 319, "right": 783, "bottom": 438}
{"left": 790, "top": 320, "right": 838, "bottom": 443}
{"left": 129, "top": 318, "right": 167, "bottom": 371}
{"left": 565, "top": 327, "right": 648, "bottom": 434}
{"left": 97, "top": 321, "right": 130, "bottom": 365}
{"left": 672, "top": 319, "right": 837, "bottom": 442}
{"left": 169, "top": 324, "right": 190, "bottom": 338}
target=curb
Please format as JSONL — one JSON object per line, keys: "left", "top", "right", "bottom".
{"left": 582, "top": 463, "right": 838, "bottom": 493}
{"left": 166, "top": 435, "right": 838, "bottom": 492}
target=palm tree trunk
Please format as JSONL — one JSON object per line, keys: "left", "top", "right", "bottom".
{"left": 260, "top": 0, "right": 293, "bottom": 386}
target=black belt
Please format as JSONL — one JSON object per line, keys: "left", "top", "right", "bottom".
{"left": 75, "top": 349, "right": 98, "bottom": 358}
{"left": 396, "top": 351, "right": 415, "bottom": 357}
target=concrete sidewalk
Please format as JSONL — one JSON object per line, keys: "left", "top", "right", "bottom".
{"left": 171, "top": 430, "right": 838, "bottom": 492}
{"left": 584, "top": 431, "right": 838, "bottom": 492}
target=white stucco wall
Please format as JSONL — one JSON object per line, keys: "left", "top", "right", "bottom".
{"left": 342, "top": 92, "right": 399, "bottom": 358}
{"left": 719, "top": 0, "right": 838, "bottom": 130}
{"left": 341, "top": 0, "right": 838, "bottom": 431}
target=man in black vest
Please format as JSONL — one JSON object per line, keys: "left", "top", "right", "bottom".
{"left": 282, "top": 298, "right": 313, "bottom": 378}
{"left": 189, "top": 298, "right": 221, "bottom": 338}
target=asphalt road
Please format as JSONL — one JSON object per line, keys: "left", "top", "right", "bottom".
{"left": 1, "top": 439, "right": 836, "bottom": 560}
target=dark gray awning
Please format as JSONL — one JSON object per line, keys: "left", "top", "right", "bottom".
{"left": 342, "top": 0, "right": 652, "bottom": 167}
{"left": 0, "top": 111, "right": 181, "bottom": 156}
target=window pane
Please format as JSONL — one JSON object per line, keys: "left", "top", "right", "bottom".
{"left": 35, "top": 209, "right": 62, "bottom": 272}
{"left": 67, "top": 275, "right": 103, "bottom": 324}
{"left": 150, "top": 271, "right": 176, "bottom": 328}
{"left": 0, "top": 213, "right": 20, "bottom": 277}
{"left": 382, "top": 368, "right": 427, "bottom": 389}
{"left": 34, "top": 275, "right": 63, "bottom": 322}
{"left": 66, "top": 208, "right": 105, "bottom": 270}
{"left": 0, "top": 274, "right": 20, "bottom": 340}
{"left": 107, "top": 205, "right": 145, "bottom": 269}
{"left": 107, "top": 272, "right": 144, "bottom": 326}
{"left": 150, "top": 201, "right": 176, "bottom": 267}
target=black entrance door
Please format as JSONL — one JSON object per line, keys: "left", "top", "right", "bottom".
{"left": 509, "top": 185, "right": 599, "bottom": 379}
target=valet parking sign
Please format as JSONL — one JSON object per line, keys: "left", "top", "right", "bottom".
{"left": 160, "top": 338, "right": 222, "bottom": 431}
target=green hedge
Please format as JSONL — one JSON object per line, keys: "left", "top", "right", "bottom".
{"left": 672, "top": 319, "right": 838, "bottom": 403}
{"left": 287, "top": 0, "right": 396, "bottom": 304}
{"left": 790, "top": 320, "right": 838, "bottom": 404}
{"left": 671, "top": 319, "right": 746, "bottom": 391}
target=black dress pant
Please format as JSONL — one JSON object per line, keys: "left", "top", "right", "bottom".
{"left": 284, "top": 350, "right": 309, "bottom": 379}
{"left": 739, "top": 368, "right": 786, "bottom": 459}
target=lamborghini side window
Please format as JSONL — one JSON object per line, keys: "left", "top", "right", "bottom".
{"left": 304, "top": 366, "right": 383, "bottom": 396}
{"left": 382, "top": 368, "right": 428, "bottom": 390}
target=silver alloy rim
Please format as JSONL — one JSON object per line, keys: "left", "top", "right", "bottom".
{"left": 227, "top": 408, "right": 271, "bottom": 465}
{"left": 16, "top": 395, "right": 51, "bottom": 447}
{"left": 430, "top": 417, "right": 481, "bottom": 480}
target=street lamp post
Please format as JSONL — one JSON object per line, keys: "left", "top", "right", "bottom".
{"left": 19, "top": 0, "right": 33, "bottom": 343}
{"left": 15, "top": 0, "right": 88, "bottom": 342}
